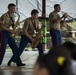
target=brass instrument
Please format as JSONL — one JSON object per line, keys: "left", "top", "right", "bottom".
{"left": 61, "top": 11, "right": 76, "bottom": 31}
{"left": 11, "top": 13, "right": 20, "bottom": 38}
{"left": 61, "top": 11, "right": 74, "bottom": 20}
{"left": 32, "top": 22, "right": 44, "bottom": 48}
{"left": 60, "top": 11, "right": 75, "bottom": 27}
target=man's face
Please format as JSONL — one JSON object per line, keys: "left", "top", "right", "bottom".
{"left": 32, "top": 13, "right": 38, "bottom": 20}
{"left": 9, "top": 6, "right": 16, "bottom": 13}
{"left": 55, "top": 6, "right": 61, "bottom": 12}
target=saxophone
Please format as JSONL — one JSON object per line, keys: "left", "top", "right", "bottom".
{"left": 11, "top": 13, "right": 20, "bottom": 38}
{"left": 32, "top": 22, "right": 44, "bottom": 48}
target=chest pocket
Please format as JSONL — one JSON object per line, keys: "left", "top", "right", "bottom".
{"left": 5, "top": 16, "right": 13, "bottom": 25}
{"left": 28, "top": 21, "right": 35, "bottom": 30}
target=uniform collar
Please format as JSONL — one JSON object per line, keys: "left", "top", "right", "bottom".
{"left": 30, "top": 17, "right": 36, "bottom": 23}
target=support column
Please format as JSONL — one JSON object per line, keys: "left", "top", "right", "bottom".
{"left": 42, "top": 0, "right": 47, "bottom": 49}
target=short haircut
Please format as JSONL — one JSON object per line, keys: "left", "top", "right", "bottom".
{"left": 8, "top": 3, "right": 16, "bottom": 9}
{"left": 31, "top": 9, "right": 39, "bottom": 15}
{"left": 54, "top": 4, "right": 60, "bottom": 8}
{"left": 36, "top": 45, "right": 72, "bottom": 75}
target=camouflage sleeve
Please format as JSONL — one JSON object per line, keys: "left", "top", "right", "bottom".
{"left": 49, "top": 13, "right": 57, "bottom": 21}
{"left": 23, "top": 19, "right": 29, "bottom": 31}
{"left": 0, "top": 15, "right": 5, "bottom": 25}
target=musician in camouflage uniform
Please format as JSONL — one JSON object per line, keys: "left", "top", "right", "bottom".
{"left": 49, "top": 4, "right": 67, "bottom": 46}
{"left": 0, "top": 3, "right": 25, "bottom": 67}
{"left": 18, "top": 9, "right": 44, "bottom": 56}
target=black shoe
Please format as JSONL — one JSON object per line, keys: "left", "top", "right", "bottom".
{"left": 7, "top": 61, "right": 11, "bottom": 66}
{"left": 17, "top": 63, "right": 26, "bottom": 67}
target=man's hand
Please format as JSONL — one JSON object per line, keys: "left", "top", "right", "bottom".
{"left": 9, "top": 30, "right": 14, "bottom": 34}
{"left": 31, "top": 38, "right": 35, "bottom": 43}
{"left": 63, "top": 13, "right": 68, "bottom": 18}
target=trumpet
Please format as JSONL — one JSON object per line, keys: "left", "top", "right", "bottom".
{"left": 61, "top": 11, "right": 74, "bottom": 20}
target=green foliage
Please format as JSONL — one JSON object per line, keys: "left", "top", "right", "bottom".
{"left": 72, "top": 21, "right": 76, "bottom": 28}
